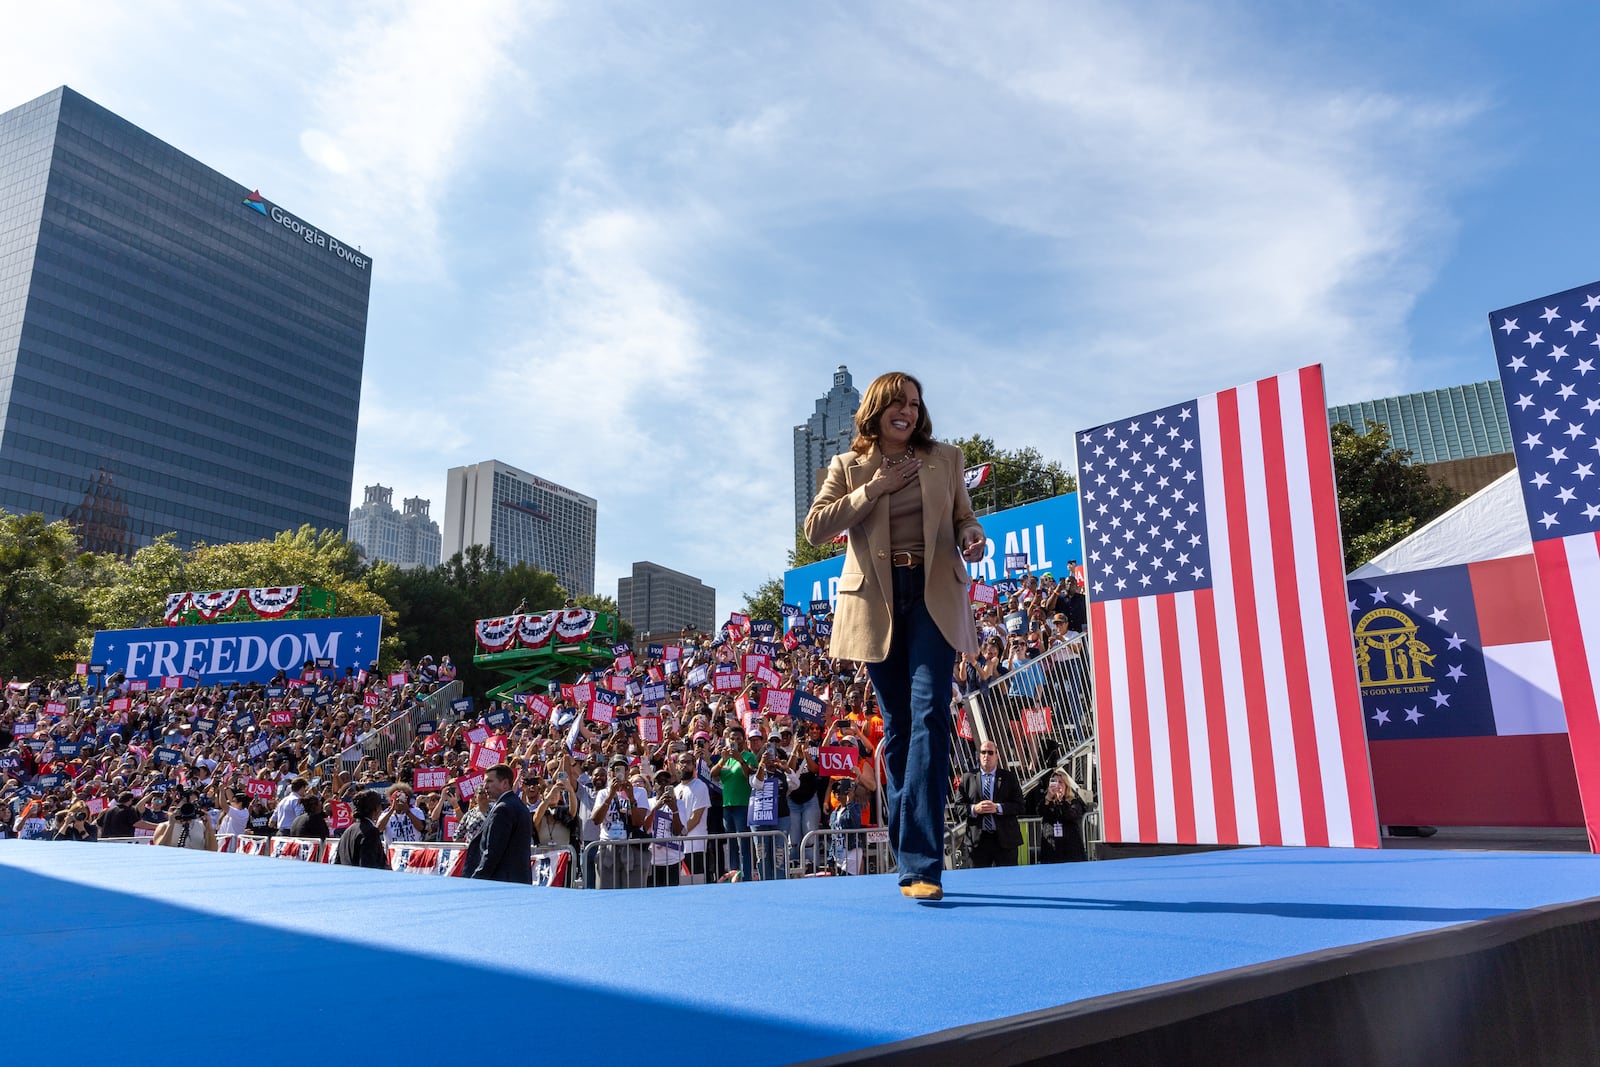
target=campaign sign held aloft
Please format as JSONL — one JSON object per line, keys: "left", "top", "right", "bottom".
{"left": 91, "top": 616, "right": 382, "bottom": 687}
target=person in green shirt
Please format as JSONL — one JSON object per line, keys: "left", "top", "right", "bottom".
{"left": 709, "top": 725, "right": 758, "bottom": 879}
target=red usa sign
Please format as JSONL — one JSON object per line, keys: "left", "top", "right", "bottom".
{"left": 818, "top": 745, "right": 859, "bottom": 779}
{"left": 246, "top": 778, "right": 277, "bottom": 799}
{"left": 268, "top": 709, "right": 295, "bottom": 726}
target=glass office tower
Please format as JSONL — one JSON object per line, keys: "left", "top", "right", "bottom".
{"left": 0, "top": 86, "right": 371, "bottom": 551}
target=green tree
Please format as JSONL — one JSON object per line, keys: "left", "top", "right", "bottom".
{"left": 948, "top": 433, "right": 1077, "bottom": 509}
{"left": 741, "top": 577, "right": 786, "bottom": 624}
{"left": 1332, "top": 421, "right": 1460, "bottom": 570}
{"left": 0, "top": 512, "right": 96, "bottom": 681}
{"left": 81, "top": 533, "right": 187, "bottom": 632}
{"left": 84, "top": 525, "right": 399, "bottom": 661}
{"left": 572, "top": 593, "right": 633, "bottom": 643}
{"left": 789, "top": 524, "right": 841, "bottom": 568}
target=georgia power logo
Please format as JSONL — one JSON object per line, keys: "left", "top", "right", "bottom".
{"left": 239, "top": 189, "right": 369, "bottom": 271}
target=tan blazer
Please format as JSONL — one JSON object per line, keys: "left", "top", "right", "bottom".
{"left": 804, "top": 440, "right": 984, "bottom": 664}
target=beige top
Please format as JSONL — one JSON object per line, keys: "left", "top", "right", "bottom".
{"left": 887, "top": 477, "right": 925, "bottom": 557}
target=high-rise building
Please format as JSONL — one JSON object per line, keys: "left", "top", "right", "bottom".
{"left": 617, "top": 561, "right": 716, "bottom": 639}
{"left": 0, "top": 87, "right": 371, "bottom": 548}
{"left": 442, "top": 460, "right": 596, "bottom": 596}
{"left": 347, "top": 484, "right": 441, "bottom": 570}
{"left": 1328, "top": 380, "right": 1515, "bottom": 496}
{"left": 793, "top": 365, "right": 860, "bottom": 528}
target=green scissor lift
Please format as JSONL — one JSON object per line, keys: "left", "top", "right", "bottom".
{"left": 472, "top": 612, "right": 622, "bottom": 702}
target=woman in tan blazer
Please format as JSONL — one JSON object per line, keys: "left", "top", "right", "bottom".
{"left": 805, "top": 371, "right": 986, "bottom": 901}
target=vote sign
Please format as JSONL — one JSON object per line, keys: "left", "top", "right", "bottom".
{"left": 414, "top": 767, "right": 449, "bottom": 792}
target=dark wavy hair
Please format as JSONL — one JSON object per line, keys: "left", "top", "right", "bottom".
{"left": 851, "top": 371, "right": 935, "bottom": 454}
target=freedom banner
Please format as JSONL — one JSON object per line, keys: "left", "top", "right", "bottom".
{"left": 1491, "top": 279, "right": 1600, "bottom": 847}
{"left": 90, "top": 616, "right": 382, "bottom": 686}
{"left": 1079, "top": 365, "right": 1379, "bottom": 848}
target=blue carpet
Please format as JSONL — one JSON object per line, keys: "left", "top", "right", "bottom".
{"left": 2, "top": 843, "right": 1597, "bottom": 1064}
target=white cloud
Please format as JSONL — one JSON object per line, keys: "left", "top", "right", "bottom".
{"left": 291, "top": 0, "right": 549, "bottom": 279}
{"left": 0, "top": 2, "right": 1493, "bottom": 616}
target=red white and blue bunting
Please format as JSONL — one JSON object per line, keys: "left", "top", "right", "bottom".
{"left": 474, "top": 609, "right": 600, "bottom": 652}
{"left": 246, "top": 586, "right": 302, "bottom": 618}
{"left": 475, "top": 616, "right": 519, "bottom": 653}
{"left": 165, "top": 586, "right": 308, "bottom": 624}
{"left": 190, "top": 589, "right": 244, "bottom": 620}
{"left": 164, "top": 592, "right": 191, "bottom": 624}
{"left": 518, "top": 611, "right": 559, "bottom": 648}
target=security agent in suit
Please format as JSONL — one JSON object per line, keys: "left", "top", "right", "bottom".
{"left": 952, "top": 742, "right": 1025, "bottom": 867}
{"left": 468, "top": 763, "right": 533, "bottom": 884}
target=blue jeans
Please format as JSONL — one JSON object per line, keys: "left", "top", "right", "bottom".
{"left": 721, "top": 805, "right": 752, "bottom": 880}
{"left": 866, "top": 565, "right": 957, "bottom": 886}
{"left": 789, "top": 796, "right": 821, "bottom": 868}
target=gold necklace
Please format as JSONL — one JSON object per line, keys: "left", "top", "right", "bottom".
{"left": 882, "top": 449, "right": 914, "bottom": 468}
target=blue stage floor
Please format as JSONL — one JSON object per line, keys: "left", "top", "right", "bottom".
{"left": 2, "top": 842, "right": 1597, "bottom": 1064}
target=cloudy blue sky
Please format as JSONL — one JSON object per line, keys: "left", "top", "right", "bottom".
{"left": 2, "top": 1, "right": 1595, "bottom": 616}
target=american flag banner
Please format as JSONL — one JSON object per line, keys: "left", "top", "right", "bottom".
{"left": 1490, "top": 279, "right": 1600, "bottom": 850}
{"left": 1079, "top": 365, "right": 1379, "bottom": 848}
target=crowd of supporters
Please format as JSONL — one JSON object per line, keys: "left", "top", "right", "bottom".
{"left": 1, "top": 569, "right": 1092, "bottom": 882}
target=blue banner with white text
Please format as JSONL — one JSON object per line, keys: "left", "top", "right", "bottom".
{"left": 784, "top": 493, "right": 1081, "bottom": 611}
{"left": 90, "top": 616, "right": 383, "bottom": 686}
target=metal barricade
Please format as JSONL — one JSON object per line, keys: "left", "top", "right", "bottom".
{"left": 1018, "top": 817, "right": 1044, "bottom": 866}
{"left": 308, "top": 680, "right": 465, "bottom": 782}
{"left": 582, "top": 830, "right": 788, "bottom": 889}
{"left": 952, "top": 637, "right": 1095, "bottom": 796}
{"left": 799, "top": 827, "right": 895, "bottom": 877}
{"left": 1081, "top": 808, "right": 1101, "bottom": 861}
{"left": 944, "top": 822, "right": 1037, "bottom": 869}
{"left": 388, "top": 840, "right": 577, "bottom": 884}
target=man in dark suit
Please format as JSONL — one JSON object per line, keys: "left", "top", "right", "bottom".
{"left": 333, "top": 789, "right": 389, "bottom": 869}
{"left": 952, "top": 742, "right": 1025, "bottom": 867}
{"left": 468, "top": 764, "right": 533, "bottom": 884}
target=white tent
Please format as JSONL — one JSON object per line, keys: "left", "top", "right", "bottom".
{"left": 1348, "top": 470, "right": 1530, "bottom": 578}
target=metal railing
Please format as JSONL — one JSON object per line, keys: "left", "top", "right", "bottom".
{"left": 388, "top": 840, "right": 577, "bottom": 885}
{"left": 308, "top": 679, "right": 465, "bottom": 782}
{"left": 951, "top": 636, "right": 1095, "bottom": 797}
{"left": 799, "top": 826, "right": 895, "bottom": 877}
{"left": 582, "top": 830, "right": 789, "bottom": 888}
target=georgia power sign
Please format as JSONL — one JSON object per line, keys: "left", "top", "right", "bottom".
{"left": 243, "top": 189, "right": 370, "bottom": 271}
